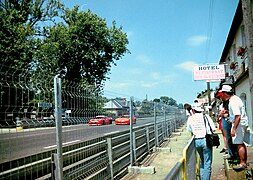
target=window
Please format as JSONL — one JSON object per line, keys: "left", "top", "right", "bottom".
{"left": 240, "top": 93, "right": 247, "bottom": 111}
{"left": 241, "top": 25, "right": 246, "bottom": 47}
{"left": 232, "top": 44, "right": 236, "bottom": 61}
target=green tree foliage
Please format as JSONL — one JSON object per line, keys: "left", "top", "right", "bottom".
{"left": 178, "top": 103, "right": 184, "bottom": 109}
{"left": 160, "top": 96, "right": 177, "bottom": 106}
{"left": 0, "top": 2, "right": 129, "bottom": 120}
{"left": 0, "top": 0, "right": 63, "bottom": 70}
{"left": 153, "top": 98, "right": 160, "bottom": 103}
{"left": 139, "top": 99, "right": 153, "bottom": 115}
{"left": 36, "top": 7, "right": 129, "bottom": 89}
{"left": 160, "top": 96, "right": 169, "bottom": 104}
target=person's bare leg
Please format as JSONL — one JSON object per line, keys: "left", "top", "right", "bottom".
{"left": 222, "top": 130, "right": 228, "bottom": 149}
{"left": 242, "top": 143, "right": 247, "bottom": 164}
{"left": 237, "top": 144, "right": 247, "bottom": 166}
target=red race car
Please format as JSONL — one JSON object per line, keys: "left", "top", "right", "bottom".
{"left": 115, "top": 115, "right": 136, "bottom": 125}
{"left": 88, "top": 115, "right": 112, "bottom": 126}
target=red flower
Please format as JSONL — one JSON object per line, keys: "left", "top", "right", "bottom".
{"left": 237, "top": 47, "right": 245, "bottom": 56}
{"left": 229, "top": 62, "right": 237, "bottom": 70}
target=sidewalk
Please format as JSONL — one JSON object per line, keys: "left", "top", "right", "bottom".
{"left": 121, "top": 124, "right": 237, "bottom": 180}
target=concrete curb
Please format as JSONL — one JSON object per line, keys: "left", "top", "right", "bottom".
{"left": 128, "top": 166, "right": 155, "bottom": 174}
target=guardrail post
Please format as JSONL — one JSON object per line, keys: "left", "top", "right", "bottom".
{"left": 107, "top": 138, "right": 114, "bottom": 179}
{"left": 163, "top": 122, "right": 166, "bottom": 141}
{"left": 51, "top": 153, "right": 56, "bottom": 179}
{"left": 129, "top": 97, "right": 134, "bottom": 166}
{"left": 146, "top": 127, "right": 150, "bottom": 152}
{"left": 133, "top": 132, "right": 137, "bottom": 162}
{"left": 169, "top": 121, "right": 172, "bottom": 136}
{"left": 174, "top": 117, "right": 177, "bottom": 131}
{"left": 163, "top": 104, "right": 166, "bottom": 139}
{"left": 172, "top": 113, "right": 176, "bottom": 132}
{"left": 54, "top": 75, "right": 63, "bottom": 180}
{"left": 154, "top": 102, "right": 158, "bottom": 147}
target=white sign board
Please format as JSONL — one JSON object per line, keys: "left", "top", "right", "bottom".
{"left": 193, "top": 64, "right": 225, "bottom": 81}
{"left": 38, "top": 102, "right": 52, "bottom": 108}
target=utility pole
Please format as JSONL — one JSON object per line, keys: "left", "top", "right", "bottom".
{"left": 207, "top": 81, "right": 211, "bottom": 116}
{"left": 241, "top": 0, "right": 253, "bottom": 125}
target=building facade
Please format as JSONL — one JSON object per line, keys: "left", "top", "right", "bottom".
{"left": 218, "top": 1, "right": 253, "bottom": 145}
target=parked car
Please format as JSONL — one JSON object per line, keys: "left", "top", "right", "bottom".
{"left": 88, "top": 115, "right": 112, "bottom": 126}
{"left": 115, "top": 115, "right": 136, "bottom": 125}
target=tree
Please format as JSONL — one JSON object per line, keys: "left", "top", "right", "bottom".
{"left": 139, "top": 99, "right": 153, "bottom": 115}
{"left": 160, "top": 96, "right": 169, "bottom": 104}
{"left": 153, "top": 98, "right": 160, "bottom": 103}
{"left": 0, "top": 0, "right": 63, "bottom": 70}
{"left": 160, "top": 96, "right": 177, "bottom": 106}
{"left": 167, "top": 97, "right": 177, "bottom": 106}
{"left": 36, "top": 7, "right": 129, "bottom": 89}
{"left": 178, "top": 103, "right": 184, "bottom": 109}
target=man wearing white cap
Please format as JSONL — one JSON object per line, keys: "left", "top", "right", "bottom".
{"left": 187, "top": 102, "right": 216, "bottom": 180}
{"left": 221, "top": 84, "right": 248, "bottom": 171}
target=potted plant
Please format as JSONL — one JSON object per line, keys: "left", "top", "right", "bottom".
{"left": 237, "top": 47, "right": 245, "bottom": 56}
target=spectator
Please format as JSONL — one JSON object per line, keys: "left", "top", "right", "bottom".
{"left": 221, "top": 84, "right": 248, "bottom": 171}
{"left": 187, "top": 102, "right": 216, "bottom": 180}
{"left": 216, "top": 102, "right": 223, "bottom": 138}
{"left": 184, "top": 103, "right": 193, "bottom": 117}
{"left": 216, "top": 90, "right": 238, "bottom": 161}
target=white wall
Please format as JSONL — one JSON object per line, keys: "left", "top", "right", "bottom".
{"left": 235, "top": 77, "right": 252, "bottom": 130}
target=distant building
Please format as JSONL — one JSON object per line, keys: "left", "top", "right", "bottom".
{"left": 103, "top": 98, "right": 130, "bottom": 117}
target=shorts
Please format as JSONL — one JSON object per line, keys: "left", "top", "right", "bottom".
{"left": 232, "top": 123, "right": 247, "bottom": 144}
{"left": 222, "top": 118, "right": 231, "bottom": 130}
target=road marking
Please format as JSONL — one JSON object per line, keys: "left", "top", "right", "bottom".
{"left": 104, "top": 131, "right": 120, "bottom": 136}
{"left": 43, "top": 140, "right": 81, "bottom": 149}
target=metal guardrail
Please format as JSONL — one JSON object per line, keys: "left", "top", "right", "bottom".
{"left": 0, "top": 116, "right": 185, "bottom": 179}
{"left": 164, "top": 136, "right": 198, "bottom": 180}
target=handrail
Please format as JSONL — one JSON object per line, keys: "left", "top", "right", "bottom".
{"left": 164, "top": 136, "right": 198, "bottom": 180}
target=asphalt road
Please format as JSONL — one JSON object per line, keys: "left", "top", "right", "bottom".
{"left": 0, "top": 116, "right": 171, "bottom": 164}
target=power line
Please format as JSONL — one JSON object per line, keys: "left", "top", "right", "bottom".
{"left": 204, "top": 0, "right": 215, "bottom": 64}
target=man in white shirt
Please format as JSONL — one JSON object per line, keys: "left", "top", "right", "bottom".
{"left": 221, "top": 84, "right": 248, "bottom": 171}
{"left": 187, "top": 102, "right": 216, "bottom": 180}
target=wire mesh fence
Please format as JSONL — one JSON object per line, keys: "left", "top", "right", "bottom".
{"left": 0, "top": 65, "right": 186, "bottom": 179}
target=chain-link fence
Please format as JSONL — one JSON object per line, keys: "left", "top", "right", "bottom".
{"left": 0, "top": 65, "right": 186, "bottom": 179}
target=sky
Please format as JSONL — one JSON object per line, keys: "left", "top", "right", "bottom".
{"left": 63, "top": 0, "right": 239, "bottom": 105}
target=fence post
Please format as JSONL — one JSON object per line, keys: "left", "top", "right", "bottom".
{"left": 129, "top": 97, "right": 134, "bottom": 166}
{"left": 54, "top": 75, "right": 63, "bottom": 180}
{"left": 163, "top": 104, "right": 167, "bottom": 138}
{"left": 107, "top": 138, "right": 114, "bottom": 179}
{"left": 154, "top": 102, "right": 158, "bottom": 147}
{"left": 169, "top": 121, "right": 172, "bottom": 136}
{"left": 146, "top": 127, "right": 150, "bottom": 152}
{"left": 51, "top": 153, "right": 56, "bottom": 180}
{"left": 133, "top": 132, "right": 137, "bottom": 162}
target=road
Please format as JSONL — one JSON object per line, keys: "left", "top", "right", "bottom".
{"left": 0, "top": 116, "right": 173, "bottom": 164}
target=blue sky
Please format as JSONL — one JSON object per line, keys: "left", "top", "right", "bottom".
{"left": 63, "top": 0, "right": 239, "bottom": 104}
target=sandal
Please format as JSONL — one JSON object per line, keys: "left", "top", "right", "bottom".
{"left": 220, "top": 148, "right": 227, "bottom": 153}
{"left": 233, "top": 164, "right": 247, "bottom": 171}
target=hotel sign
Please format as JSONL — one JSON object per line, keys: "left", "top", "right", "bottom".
{"left": 193, "top": 64, "right": 225, "bottom": 81}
